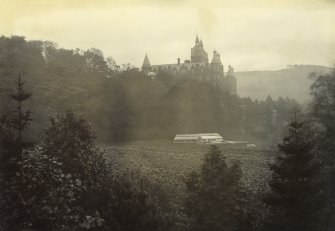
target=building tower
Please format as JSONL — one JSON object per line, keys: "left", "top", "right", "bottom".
{"left": 226, "top": 65, "right": 237, "bottom": 94}
{"left": 210, "top": 50, "right": 224, "bottom": 88}
{"left": 142, "top": 54, "right": 151, "bottom": 74}
{"left": 191, "top": 35, "right": 209, "bottom": 63}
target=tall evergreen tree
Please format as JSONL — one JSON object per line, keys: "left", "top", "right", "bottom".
{"left": 11, "top": 74, "right": 32, "bottom": 154}
{"left": 0, "top": 75, "right": 33, "bottom": 231}
{"left": 184, "top": 145, "right": 251, "bottom": 231}
{"left": 264, "top": 116, "right": 324, "bottom": 231}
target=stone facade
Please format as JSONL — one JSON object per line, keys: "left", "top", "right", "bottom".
{"left": 142, "top": 36, "right": 237, "bottom": 94}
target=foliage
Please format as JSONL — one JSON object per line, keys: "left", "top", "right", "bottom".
{"left": 1, "top": 111, "right": 107, "bottom": 231}
{"left": 0, "top": 115, "right": 15, "bottom": 160}
{"left": 264, "top": 118, "right": 324, "bottom": 231}
{"left": 184, "top": 145, "right": 252, "bottom": 231}
{"left": 102, "top": 171, "right": 174, "bottom": 231}
{"left": 0, "top": 74, "right": 34, "bottom": 230}
{"left": 10, "top": 75, "right": 33, "bottom": 153}
{"left": 2, "top": 110, "right": 174, "bottom": 231}
{"left": 310, "top": 70, "right": 335, "bottom": 164}
{"left": 309, "top": 70, "right": 335, "bottom": 230}
{"left": 2, "top": 148, "right": 88, "bottom": 231}
{"left": 43, "top": 111, "right": 108, "bottom": 190}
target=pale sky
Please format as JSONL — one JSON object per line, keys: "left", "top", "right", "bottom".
{"left": 1, "top": 0, "right": 334, "bottom": 71}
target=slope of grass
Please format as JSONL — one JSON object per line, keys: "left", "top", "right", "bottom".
{"left": 104, "top": 140, "right": 274, "bottom": 203}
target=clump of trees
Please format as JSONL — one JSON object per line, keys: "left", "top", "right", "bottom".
{"left": 261, "top": 70, "right": 335, "bottom": 231}
{"left": 184, "top": 145, "right": 252, "bottom": 231}
{"left": 0, "top": 77, "right": 172, "bottom": 231}
{"left": 309, "top": 70, "right": 335, "bottom": 230}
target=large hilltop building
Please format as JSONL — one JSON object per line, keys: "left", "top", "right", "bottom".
{"left": 142, "top": 36, "right": 237, "bottom": 94}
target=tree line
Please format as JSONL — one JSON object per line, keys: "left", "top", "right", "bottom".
{"left": 0, "top": 36, "right": 299, "bottom": 144}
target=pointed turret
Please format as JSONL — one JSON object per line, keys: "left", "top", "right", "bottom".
{"left": 142, "top": 54, "right": 151, "bottom": 74}
{"left": 195, "top": 35, "right": 200, "bottom": 45}
{"left": 142, "top": 54, "right": 151, "bottom": 68}
{"left": 191, "top": 36, "right": 208, "bottom": 63}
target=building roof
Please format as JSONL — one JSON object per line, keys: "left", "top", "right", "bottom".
{"left": 174, "top": 134, "right": 199, "bottom": 140}
{"left": 199, "top": 135, "right": 223, "bottom": 140}
{"left": 142, "top": 54, "right": 151, "bottom": 68}
{"left": 198, "top": 133, "right": 221, "bottom": 136}
{"left": 174, "top": 133, "right": 222, "bottom": 140}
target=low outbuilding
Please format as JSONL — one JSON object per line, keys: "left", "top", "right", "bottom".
{"left": 174, "top": 133, "right": 223, "bottom": 144}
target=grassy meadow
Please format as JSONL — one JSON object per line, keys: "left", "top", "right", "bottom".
{"left": 104, "top": 140, "right": 275, "bottom": 206}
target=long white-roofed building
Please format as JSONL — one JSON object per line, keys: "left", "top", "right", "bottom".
{"left": 174, "top": 133, "right": 223, "bottom": 144}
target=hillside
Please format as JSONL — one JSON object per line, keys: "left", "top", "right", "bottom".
{"left": 236, "top": 65, "right": 333, "bottom": 103}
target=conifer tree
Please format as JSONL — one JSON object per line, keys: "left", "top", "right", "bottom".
{"left": 264, "top": 116, "right": 324, "bottom": 231}
{"left": 184, "top": 145, "right": 251, "bottom": 231}
{"left": 10, "top": 74, "right": 32, "bottom": 154}
{"left": 0, "top": 75, "right": 33, "bottom": 231}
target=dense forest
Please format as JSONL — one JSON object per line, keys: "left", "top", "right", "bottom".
{"left": 1, "top": 35, "right": 335, "bottom": 231}
{"left": 0, "top": 36, "right": 300, "bottom": 145}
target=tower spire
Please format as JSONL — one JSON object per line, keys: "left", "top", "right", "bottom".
{"left": 142, "top": 53, "right": 151, "bottom": 68}
{"left": 142, "top": 53, "right": 151, "bottom": 74}
{"left": 195, "top": 35, "right": 200, "bottom": 45}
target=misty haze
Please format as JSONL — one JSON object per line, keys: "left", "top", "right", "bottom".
{"left": 0, "top": 1, "right": 335, "bottom": 231}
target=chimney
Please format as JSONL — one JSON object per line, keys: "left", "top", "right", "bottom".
{"left": 177, "top": 58, "right": 180, "bottom": 65}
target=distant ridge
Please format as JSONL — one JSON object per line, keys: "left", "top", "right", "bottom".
{"left": 236, "top": 65, "right": 333, "bottom": 103}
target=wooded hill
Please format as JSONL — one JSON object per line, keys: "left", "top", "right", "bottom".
{"left": 0, "top": 36, "right": 301, "bottom": 144}
{"left": 236, "top": 65, "right": 332, "bottom": 103}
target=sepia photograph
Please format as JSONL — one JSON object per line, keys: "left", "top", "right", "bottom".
{"left": 0, "top": 0, "right": 334, "bottom": 230}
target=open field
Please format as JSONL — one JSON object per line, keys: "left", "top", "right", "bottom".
{"left": 103, "top": 140, "right": 275, "bottom": 202}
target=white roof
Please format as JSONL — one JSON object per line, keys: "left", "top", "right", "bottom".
{"left": 200, "top": 135, "right": 223, "bottom": 139}
{"left": 174, "top": 133, "right": 222, "bottom": 140}
{"left": 198, "top": 133, "right": 221, "bottom": 137}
